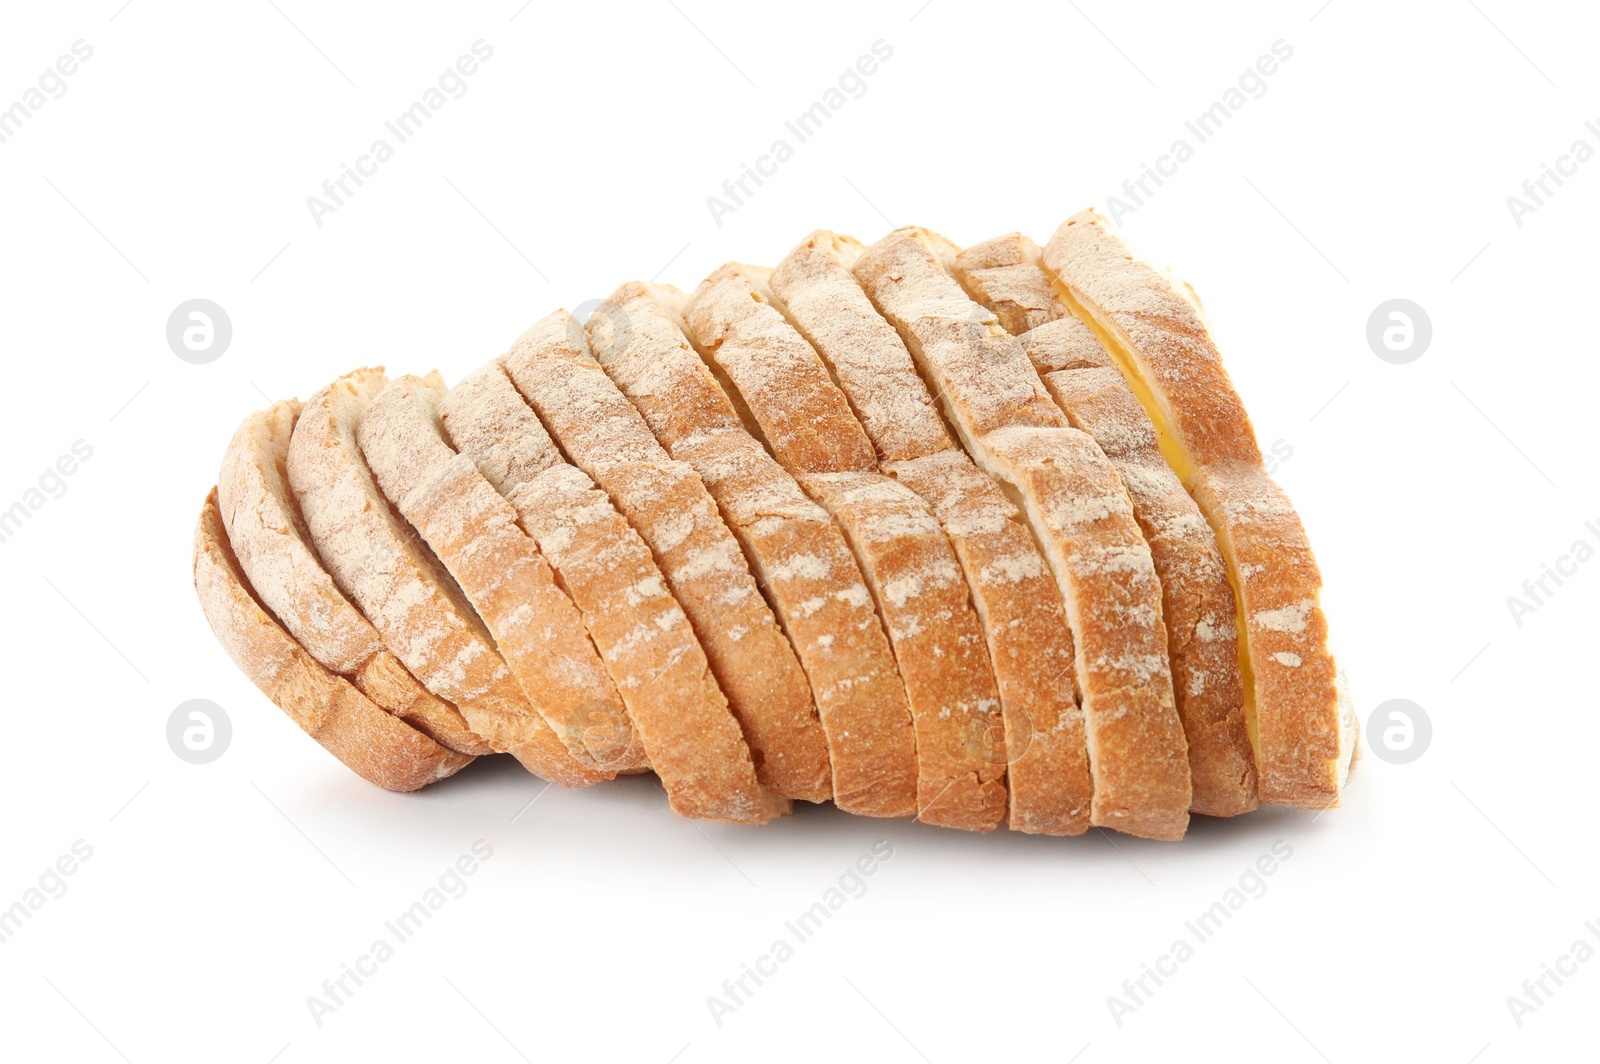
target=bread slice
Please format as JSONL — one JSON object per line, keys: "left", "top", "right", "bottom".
{"left": 954, "top": 233, "right": 1256, "bottom": 817}
{"left": 573, "top": 292, "right": 925, "bottom": 819}
{"left": 438, "top": 361, "right": 789, "bottom": 823}
{"left": 217, "top": 401, "right": 489, "bottom": 756}
{"left": 682, "top": 262, "right": 879, "bottom": 474}
{"left": 766, "top": 233, "right": 954, "bottom": 464}
{"left": 286, "top": 369, "right": 601, "bottom": 788}
{"left": 686, "top": 259, "right": 1084, "bottom": 833}
{"left": 767, "top": 232, "right": 1092, "bottom": 834}
{"left": 500, "top": 312, "right": 849, "bottom": 808}
{"left": 854, "top": 228, "right": 1192, "bottom": 840}
{"left": 795, "top": 471, "right": 1008, "bottom": 830}
{"left": 193, "top": 488, "right": 472, "bottom": 791}
{"left": 1042, "top": 210, "right": 1356, "bottom": 807}
{"left": 358, "top": 372, "right": 647, "bottom": 777}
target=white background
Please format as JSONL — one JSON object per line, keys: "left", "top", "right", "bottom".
{"left": 0, "top": 1, "right": 1594, "bottom": 1060}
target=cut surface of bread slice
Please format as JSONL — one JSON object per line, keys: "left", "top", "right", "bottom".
{"left": 955, "top": 233, "right": 1256, "bottom": 817}
{"left": 768, "top": 232, "right": 1091, "bottom": 834}
{"left": 194, "top": 488, "right": 472, "bottom": 791}
{"left": 577, "top": 292, "right": 926, "bottom": 819}
{"left": 287, "top": 368, "right": 601, "bottom": 788}
{"left": 1042, "top": 210, "right": 1355, "bottom": 807}
{"left": 217, "top": 401, "right": 489, "bottom": 756}
{"left": 358, "top": 372, "right": 646, "bottom": 777}
{"left": 854, "top": 228, "right": 1192, "bottom": 840}
{"left": 501, "top": 311, "right": 842, "bottom": 807}
{"left": 439, "top": 361, "right": 788, "bottom": 823}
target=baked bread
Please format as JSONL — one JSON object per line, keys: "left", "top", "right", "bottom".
{"left": 217, "top": 401, "right": 489, "bottom": 756}
{"left": 438, "top": 360, "right": 787, "bottom": 823}
{"left": 794, "top": 471, "right": 1007, "bottom": 831}
{"left": 193, "top": 488, "right": 472, "bottom": 790}
{"left": 358, "top": 373, "right": 646, "bottom": 776}
{"left": 681, "top": 260, "right": 1007, "bottom": 830}
{"left": 1042, "top": 211, "right": 1356, "bottom": 807}
{"left": 287, "top": 369, "right": 601, "bottom": 788}
{"left": 853, "top": 228, "right": 1192, "bottom": 840}
{"left": 582, "top": 289, "right": 922, "bottom": 818}
{"left": 954, "top": 233, "right": 1257, "bottom": 817}
{"left": 688, "top": 256, "right": 1100, "bottom": 832}
{"left": 501, "top": 311, "right": 847, "bottom": 807}
{"left": 191, "top": 212, "right": 1355, "bottom": 836}
{"left": 766, "top": 232, "right": 1093, "bottom": 835}
{"left": 683, "top": 262, "right": 879, "bottom": 474}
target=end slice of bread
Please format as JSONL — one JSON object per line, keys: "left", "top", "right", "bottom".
{"left": 1042, "top": 211, "right": 1355, "bottom": 808}
{"left": 218, "top": 401, "right": 489, "bottom": 756}
{"left": 193, "top": 488, "right": 472, "bottom": 791}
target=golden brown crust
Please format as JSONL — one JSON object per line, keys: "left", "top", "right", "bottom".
{"left": 1048, "top": 373, "right": 1256, "bottom": 816}
{"left": 286, "top": 369, "right": 599, "bottom": 788}
{"left": 692, "top": 257, "right": 1096, "bottom": 834}
{"left": 683, "top": 263, "right": 1013, "bottom": 829}
{"left": 502, "top": 311, "right": 843, "bottom": 807}
{"left": 979, "top": 427, "right": 1192, "bottom": 839}
{"left": 854, "top": 228, "right": 1192, "bottom": 839}
{"left": 769, "top": 232, "right": 953, "bottom": 465}
{"left": 768, "top": 233, "right": 1092, "bottom": 833}
{"left": 797, "top": 471, "right": 1007, "bottom": 831}
{"left": 679, "top": 264, "right": 1010, "bottom": 829}
{"left": 956, "top": 233, "right": 1256, "bottom": 817}
{"left": 682, "top": 262, "right": 877, "bottom": 474}
{"left": 886, "top": 452, "right": 1091, "bottom": 834}
{"left": 193, "top": 488, "right": 472, "bottom": 791}
{"left": 852, "top": 232, "right": 1064, "bottom": 438}
{"left": 346, "top": 651, "right": 486, "bottom": 756}
{"left": 440, "top": 361, "right": 788, "bottom": 823}
{"left": 584, "top": 292, "right": 926, "bottom": 818}
{"left": 191, "top": 216, "right": 1345, "bottom": 830}
{"left": 1043, "top": 211, "right": 1351, "bottom": 807}
{"left": 947, "top": 233, "right": 1063, "bottom": 336}
{"left": 217, "top": 400, "right": 489, "bottom": 756}
{"left": 358, "top": 373, "right": 645, "bottom": 776}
